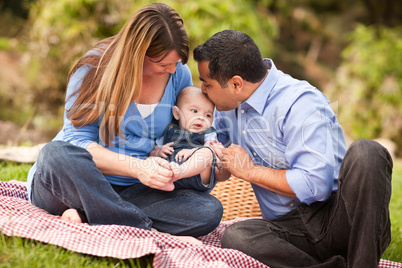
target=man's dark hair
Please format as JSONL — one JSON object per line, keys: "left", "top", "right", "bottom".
{"left": 193, "top": 30, "right": 267, "bottom": 87}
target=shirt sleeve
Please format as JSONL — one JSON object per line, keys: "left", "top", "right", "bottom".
{"left": 284, "top": 91, "right": 341, "bottom": 204}
{"left": 204, "top": 132, "right": 218, "bottom": 141}
{"left": 155, "top": 136, "right": 164, "bottom": 148}
{"left": 62, "top": 65, "right": 100, "bottom": 148}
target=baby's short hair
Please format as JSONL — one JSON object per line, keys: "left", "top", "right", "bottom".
{"left": 176, "top": 86, "right": 202, "bottom": 107}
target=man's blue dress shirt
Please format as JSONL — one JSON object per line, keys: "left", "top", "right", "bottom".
{"left": 214, "top": 59, "right": 347, "bottom": 220}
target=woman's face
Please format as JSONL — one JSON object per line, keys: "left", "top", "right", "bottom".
{"left": 143, "top": 50, "right": 181, "bottom": 77}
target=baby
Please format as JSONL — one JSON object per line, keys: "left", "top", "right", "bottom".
{"left": 150, "top": 86, "right": 217, "bottom": 191}
{"left": 61, "top": 86, "right": 216, "bottom": 245}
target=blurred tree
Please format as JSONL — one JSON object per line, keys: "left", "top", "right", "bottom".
{"left": 167, "top": 0, "right": 278, "bottom": 82}
{"left": 23, "top": 0, "right": 133, "bottom": 131}
{"left": 23, "top": 0, "right": 277, "bottom": 122}
{"left": 25, "top": 0, "right": 129, "bottom": 105}
{"left": 252, "top": 0, "right": 351, "bottom": 87}
{"left": 0, "top": 0, "right": 31, "bottom": 18}
{"left": 326, "top": 24, "right": 402, "bottom": 155}
{"left": 2, "top": 0, "right": 400, "bottom": 150}
{"left": 253, "top": 0, "right": 402, "bottom": 86}
{"left": 360, "top": 0, "right": 402, "bottom": 27}
{"left": 0, "top": 0, "right": 33, "bottom": 37}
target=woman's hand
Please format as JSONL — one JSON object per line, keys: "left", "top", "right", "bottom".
{"left": 136, "top": 157, "right": 175, "bottom": 191}
{"left": 86, "top": 142, "right": 178, "bottom": 191}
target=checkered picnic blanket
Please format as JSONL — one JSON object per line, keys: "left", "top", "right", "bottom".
{"left": 0, "top": 180, "right": 400, "bottom": 268}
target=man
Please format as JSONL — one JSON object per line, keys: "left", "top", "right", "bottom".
{"left": 194, "top": 30, "right": 392, "bottom": 267}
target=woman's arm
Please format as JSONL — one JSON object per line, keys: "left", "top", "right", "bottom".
{"left": 149, "top": 145, "right": 162, "bottom": 158}
{"left": 86, "top": 142, "right": 176, "bottom": 191}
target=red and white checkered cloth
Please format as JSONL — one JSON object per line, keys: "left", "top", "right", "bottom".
{"left": 0, "top": 180, "right": 400, "bottom": 268}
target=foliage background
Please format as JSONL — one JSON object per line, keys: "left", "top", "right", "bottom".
{"left": 0, "top": 0, "right": 401, "bottom": 154}
{"left": 0, "top": 0, "right": 401, "bottom": 264}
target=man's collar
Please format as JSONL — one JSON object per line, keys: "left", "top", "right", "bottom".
{"left": 242, "top": 59, "right": 279, "bottom": 114}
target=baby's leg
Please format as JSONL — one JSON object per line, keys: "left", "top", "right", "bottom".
{"left": 199, "top": 160, "right": 213, "bottom": 185}
{"left": 178, "top": 147, "right": 214, "bottom": 184}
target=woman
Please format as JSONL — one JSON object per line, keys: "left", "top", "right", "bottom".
{"left": 27, "top": 3, "right": 223, "bottom": 239}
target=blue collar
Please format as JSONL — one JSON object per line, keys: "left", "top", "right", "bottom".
{"left": 241, "top": 59, "right": 280, "bottom": 115}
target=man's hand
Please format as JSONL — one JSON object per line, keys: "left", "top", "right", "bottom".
{"left": 220, "top": 144, "right": 255, "bottom": 179}
{"left": 209, "top": 141, "right": 231, "bottom": 181}
{"left": 210, "top": 142, "right": 295, "bottom": 197}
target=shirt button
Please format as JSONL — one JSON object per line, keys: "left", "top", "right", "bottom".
{"left": 242, "top": 130, "right": 246, "bottom": 134}
{"left": 241, "top": 109, "right": 245, "bottom": 113}
{"left": 253, "top": 152, "right": 257, "bottom": 156}
{"left": 290, "top": 203, "right": 294, "bottom": 207}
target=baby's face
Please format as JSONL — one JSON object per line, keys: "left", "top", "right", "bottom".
{"left": 176, "top": 93, "right": 214, "bottom": 133}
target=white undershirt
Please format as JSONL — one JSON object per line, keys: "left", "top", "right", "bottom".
{"left": 136, "top": 102, "right": 159, "bottom": 118}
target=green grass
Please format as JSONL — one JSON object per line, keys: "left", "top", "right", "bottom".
{"left": 0, "top": 235, "right": 153, "bottom": 268}
{"left": 0, "top": 161, "right": 153, "bottom": 268}
{"left": 1, "top": 160, "right": 401, "bottom": 266}
{"left": 0, "top": 161, "right": 31, "bottom": 181}
{"left": 382, "top": 159, "right": 402, "bottom": 262}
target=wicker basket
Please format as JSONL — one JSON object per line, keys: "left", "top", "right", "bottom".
{"left": 210, "top": 176, "right": 261, "bottom": 221}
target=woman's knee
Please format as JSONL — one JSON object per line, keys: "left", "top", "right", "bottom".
{"left": 185, "top": 193, "right": 223, "bottom": 236}
{"left": 38, "top": 141, "right": 70, "bottom": 165}
{"left": 38, "top": 141, "right": 92, "bottom": 169}
{"left": 198, "top": 194, "right": 223, "bottom": 230}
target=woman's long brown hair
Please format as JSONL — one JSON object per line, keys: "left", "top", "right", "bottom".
{"left": 66, "top": 3, "right": 189, "bottom": 146}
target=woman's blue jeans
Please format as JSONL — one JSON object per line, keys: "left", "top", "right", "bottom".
{"left": 221, "top": 139, "right": 393, "bottom": 267}
{"left": 31, "top": 141, "right": 223, "bottom": 237}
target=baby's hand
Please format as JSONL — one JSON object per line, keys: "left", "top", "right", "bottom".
{"left": 204, "top": 140, "right": 213, "bottom": 148}
{"left": 208, "top": 141, "right": 224, "bottom": 155}
{"left": 175, "top": 148, "right": 196, "bottom": 162}
{"left": 159, "top": 142, "right": 174, "bottom": 158}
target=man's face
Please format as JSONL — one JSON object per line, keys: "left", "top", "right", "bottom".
{"left": 197, "top": 61, "right": 239, "bottom": 111}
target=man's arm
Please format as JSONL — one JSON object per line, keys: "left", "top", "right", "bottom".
{"left": 219, "top": 144, "right": 297, "bottom": 198}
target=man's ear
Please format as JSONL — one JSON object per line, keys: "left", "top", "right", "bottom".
{"left": 231, "top": 75, "right": 243, "bottom": 95}
{"left": 173, "top": 106, "right": 180, "bottom": 120}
